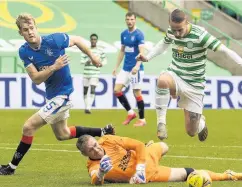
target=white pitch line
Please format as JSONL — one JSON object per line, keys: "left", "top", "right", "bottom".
{"left": 0, "top": 147, "right": 241, "bottom": 161}
{"left": 0, "top": 147, "right": 79, "bottom": 153}
{"left": 0, "top": 143, "right": 75, "bottom": 146}
{"left": 0, "top": 143, "right": 242, "bottom": 149}
{"left": 165, "top": 155, "right": 242, "bottom": 161}
{"left": 169, "top": 145, "right": 242, "bottom": 149}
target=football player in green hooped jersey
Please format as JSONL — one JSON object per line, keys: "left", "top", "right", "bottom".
{"left": 80, "top": 33, "right": 107, "bottom": 114}
{"left": 136, "top": 9, "right": 242, "bottom": 141}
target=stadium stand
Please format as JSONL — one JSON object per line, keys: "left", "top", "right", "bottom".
{"left": 0, "top": 0, "right": 231, "bottom": 75}
{"left": 206, "top": 1, "right": 242, "bottom": 23}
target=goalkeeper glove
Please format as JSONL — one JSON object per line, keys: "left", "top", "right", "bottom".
{"left": 129, "top": 164, "right": 146, "bottom": 184}
{"left": 97, "top": 155, "right": 113, "bottom": 180}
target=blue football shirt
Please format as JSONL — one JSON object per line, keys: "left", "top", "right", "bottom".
{"left": 121, "top": 28, "right": 145, "bottom": 72}
{"left": 19, "top": 33, "right": 73, "bottom": 100}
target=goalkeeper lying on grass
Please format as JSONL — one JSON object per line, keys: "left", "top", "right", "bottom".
{"left": 76, "top": 135, "right": 242, "bottom": 185}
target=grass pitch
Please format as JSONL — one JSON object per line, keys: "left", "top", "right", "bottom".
{"left": 0, "top": 109, "right": 242, "bottom": 187}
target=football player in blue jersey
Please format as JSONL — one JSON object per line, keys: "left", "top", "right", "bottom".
{"left": 112, "top": 12, "right": 146, "bottom": 127}
{"left": 0, "top": 13, "right": 115, "bottom": 175}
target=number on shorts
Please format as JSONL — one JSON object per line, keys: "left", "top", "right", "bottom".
{"left": 43, "top": 101, "right": 57, "bottom": 112}
{"left": 130, "top": 76, "right": 138, "bottom": 84}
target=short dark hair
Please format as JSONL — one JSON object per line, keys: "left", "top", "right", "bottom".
{"left": 170, "top": 9, "right": 186, "bottom": 23}
{"left": 126, "top": 12, "right": 136, "bottom": 18}
{"left": 90, "top": 33, "right": 98, "bottom": 39}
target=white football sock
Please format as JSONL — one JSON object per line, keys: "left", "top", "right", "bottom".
{"left": 128, "top": 109, "right": 135, "bottom": 115}
{"left": 197, "top": 115, "right": 206, "bottom": 133}
{"left": 139, "top": 118, "right": 146, "bottom": 122}
{"left": 9, "top": 163, "right": 17, "bottom": 170}
{"left": 155, "top": 87, "right": 170, "bottom": 125}
{"left": 88, "top": 94, "right": 95, "bottom": 110}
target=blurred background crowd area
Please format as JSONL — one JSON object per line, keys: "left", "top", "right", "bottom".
{"left": 206, "top": 1, "right": 242, "bottom": 23}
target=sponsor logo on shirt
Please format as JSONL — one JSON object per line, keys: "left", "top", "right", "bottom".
{"left": 173, "top": 52, "right": 192, "bottom": 59}
{"left": 124, "top": 46, "right": 134, "bottom": 53}
{"left": 118, "top": 150, "right": 131, "bottom": 171}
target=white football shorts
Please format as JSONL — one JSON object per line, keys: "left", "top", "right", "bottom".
{"left": 165, "top": 70, "right": 205, "bottom": 114}
{"left": 83, "top": 77, "right": 99, "bottom": 87}
{"left": 115, "top": 69, "right": 144, "bottom": 90}
{"left": 38, "top": 95, "right": 73, "bottom": 124}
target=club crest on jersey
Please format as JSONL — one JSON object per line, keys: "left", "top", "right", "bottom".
{"left": 177, "top": 46, "right": 184, "bottom": 54}
{"left": 46, "top": 48, "right": 53, "bottom": 56}
{"left": 131, "top": 36, "right": 135, "bottom": 41}
{"left": 187, "top": 41, "right": 194, "bottom": 49}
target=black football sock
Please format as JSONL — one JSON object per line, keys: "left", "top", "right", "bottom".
{"left": 10, "top": 135, "right": 33, "bottom": 168}
{"left": 115, "top": 92, "right": 131, "bottom": 111}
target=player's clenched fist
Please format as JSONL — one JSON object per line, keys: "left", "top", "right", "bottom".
{"left": 51, "top": 54, "right": 69, "bottom": 71}
{"left": 129, "top": 164, "right": 146, "bottom": 184}
{"left": 136, "top": 53, "right": 148, "bottom": 62}
{"left": 97, "top": 155, "right": 113, "bottom": 179}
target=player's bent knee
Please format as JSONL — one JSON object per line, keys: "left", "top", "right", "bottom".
{"left": 133, "top": 89, "right": 142, "bottom": 97}
{"left": 160, "top": 142, "right": 169, "bottom": 155}
{"left": 157, "top": 78, "right": 169, "bottom": 88}
{"left": 114, "top": 84, "right": 124, "bottom": 94}
{"left": 114, "top": 88, "right": 122, "bottom": 95}
{"left": 22, "top": 123, "right": 35, "bottom": 136}
{"left": 55, "top": 134, "right": 70, "bottom": 141}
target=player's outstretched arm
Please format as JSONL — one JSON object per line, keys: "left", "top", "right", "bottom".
{"left": 216, "top": 44, "right": 242, "bottom": 68}
{"left": 145, "top": 40, "right": 170, "bottom": 61}
{"left": 69, "top": 35, "right": 101, "bottom": 67}
{"left": 26, "top": 54, "right": 69, "bottom": 85}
